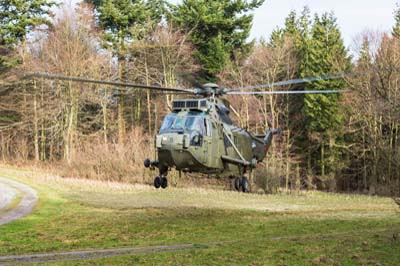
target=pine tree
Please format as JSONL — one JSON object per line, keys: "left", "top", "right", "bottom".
{"left": 271, "top": 9, "right": 350, "bottom": 178}
{"left": 269, "top": 10, "right": 299, "bottom": 48}
{"left": 0, "top": 0, "right": 56, "bottom": 71}
{"left": 169, "top": 0, "right": 264, "bottom": 82}
{"left": 269, "top": 7, "right": 312, "bottom": 77}
{"left": 392, "top": 4, "right": 400, "bottom": 39}
{"left": 90, "top": 0, "right": 148, "bottom": 51}
{"left": 85, "top": 0, "right": 165, "bottom": 56}
{"left": 85, "top": 0, "right": 162, "bottom": 142}
{"left": 303, "top": 13, "right": 350, "bottom": 131}
{"left": 357, "top": 37, "right": 372, "bottom": 68}
{"left": 268, "top": 8, "right": 313, "bottom": 179}
{"left": 301, "top": 12, "right": 351, "bottom": 176}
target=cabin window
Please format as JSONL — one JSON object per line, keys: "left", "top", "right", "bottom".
{"left": 223, "top": 133, "right": 232, "bottom": 147}
{"left": 216, "top": 105, "right": 233, "bottom": 125}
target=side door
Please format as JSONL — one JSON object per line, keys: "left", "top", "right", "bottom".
{"left": 202, "top": 117, "right": 213, "bottom": 167}
{"left": 202, "top": 118, "right": 221, "bottom": 168}
{"left": 201, "top": 117, "right": 211, "bottom": 165}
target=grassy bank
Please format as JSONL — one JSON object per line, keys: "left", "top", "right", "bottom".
{"left": 0, "top": 166, "right": 399, "bottom": 265}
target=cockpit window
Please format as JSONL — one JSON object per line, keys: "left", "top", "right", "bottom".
{"left": 159, "top": 111, "right": 207, "bottom": 134}
{"left": 172, "top": 116, "right": 185, "bottom": 130}
{"left": 185, "top": 116, "right": 204, "bottom": 133}
{"left": 160, "top": 113, "right": 176, "bottom": 133}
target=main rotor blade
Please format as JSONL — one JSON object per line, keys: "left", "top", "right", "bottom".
{"left": 20, "top": 72, "right": 195, "bottom": 94}
{"left": 230, "top": 72, "right": 352, "bottom": 91}
{"left": 228, "top": 89, "right": 350, "bottom": 95}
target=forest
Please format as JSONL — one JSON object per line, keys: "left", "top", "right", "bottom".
{"left": 1, "top": 0, "right": 400, "bottom": 196}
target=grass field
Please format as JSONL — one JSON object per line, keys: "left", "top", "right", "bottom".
{"left": 0, "top": 166, "right": 399, "bottom": 265}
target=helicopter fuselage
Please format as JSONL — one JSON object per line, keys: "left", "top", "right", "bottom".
{"left": 146, "top": 97, "right": 276, "bottom": 180}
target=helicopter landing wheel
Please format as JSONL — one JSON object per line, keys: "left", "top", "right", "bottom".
{"left": 154, "top": 176, "right": 161, "bottom": 189}
{"left": 161, "top": 176, "right": 168, "bottom": 189}
{"left": 241, "top": 176, "right": 250, "bottom": 193}
{"left": 234, "top": 177, "right": 241, "bottom": 191}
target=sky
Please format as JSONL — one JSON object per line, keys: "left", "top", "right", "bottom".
{"left": 65, "top": 0, "right": 398, "bottom": 50}
{"left": 250, "top": 0, "right": 397, "bottom": 50}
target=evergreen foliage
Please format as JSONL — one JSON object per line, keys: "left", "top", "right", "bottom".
{"left": 270, "top": 8, "right": 312, "bottom": 78}
{"left": 393, "top": 4, "right": 400, "bottom": 38}
{"left": 302, "top": 12, "right": 350, "bottom": 132}
{"left": 302, "top": 12, "right": 350, "bottom": 176}
{"left": 86, "top": 0, "right": 148, "bottom": 54}
{"left": 358, "top": 37, "right": 372, "bottom": 67}
{"left": 0, "top": 0, "right": 56, "bottom": 71}
{"left": 269, "top": 9, "right": 351, "bottom": 177}
{"left": 169, "top": 0, "right": 264, "bottom": 82}
{"left": 85, "top": 0, "right": 167, "bottom": 57}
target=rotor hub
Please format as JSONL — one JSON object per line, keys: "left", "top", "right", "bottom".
{"left": 194, "top": 83, "right": 228, "bottom": 96}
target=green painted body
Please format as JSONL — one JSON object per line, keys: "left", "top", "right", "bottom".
{"left": 153, "top": 98, "right": 273, "bottom": 177}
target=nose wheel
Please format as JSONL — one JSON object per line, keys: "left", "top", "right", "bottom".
{"left": 154, "top": 176, "right": 168, "bottom": 189}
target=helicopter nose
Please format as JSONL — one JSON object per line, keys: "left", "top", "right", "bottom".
{"left": 156, "top": 134, "right": 172, "bottom": 148}
{"left": 156, "top": 133, "right": 186, "bottom": 149}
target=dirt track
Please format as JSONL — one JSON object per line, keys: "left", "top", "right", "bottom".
{"left": 0, "top": 228, "right": 391, "bottom": 265}
{"left": 0, "top": 177, "right": 38, "bottom": 226}
{"left": 0, "top": 183, "right": 17, "bottom": 211}
{"left": 0, "top": 243, "right": 207, "bottom": 265}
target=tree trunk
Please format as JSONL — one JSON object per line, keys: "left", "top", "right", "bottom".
{"left": 64, "top": 81, "right": 78, "bottom": 163}
{"left": 101, "top": 90, "right": 108, "bottom": 145}
{"left": 117, "top": 59, "right": 125, "bottom": 143}
{"left": 285, "top": 129, "right": 291, "bottom": 191}
{"left": 40, "top": 80, "right": 46, "bottom": 161}
{"left": 321, "top": 138, "right": 325, "bottom": 177}
{"left": 362, "top": 126, "right": 367, "bottom": 191}
{"left": 33, "top": 80, "right": 40, "bottom": 161}
{"left": 118, "top": 94, "right": 125, "bottom": 143}
{"left": 144, "top": 54, "right": 152, "bottom": 134}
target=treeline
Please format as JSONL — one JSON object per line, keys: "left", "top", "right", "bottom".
{"left": 1, "top": 1, "right": 400, "bottom": 196}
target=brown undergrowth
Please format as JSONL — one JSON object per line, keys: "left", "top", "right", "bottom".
{"left": 61, "top": 128, "right": 153, "bottom": 184}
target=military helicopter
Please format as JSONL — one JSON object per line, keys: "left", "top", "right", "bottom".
{"left": 15, "top": 71, "right": 348, "bottom": 192}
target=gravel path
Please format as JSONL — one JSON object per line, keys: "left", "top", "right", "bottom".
{"left": 0, "top": 177, "right": 38, "bottom": 226}
{"left": 0, "top": 244, "right": 206, "bottom": 265}
{"left": 0, "top": 183, "right": 18, "bottom": 211}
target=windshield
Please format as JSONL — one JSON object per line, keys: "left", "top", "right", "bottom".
{"left": 160, "top": 113, "right": 176, "bottom": 133}
{"left": 172, "top": 116, "right": 185, "bottom": 130}
{"left": 159, "top": 112, "right": 206, "bottom": 134}
{"left": 185, "top": 116, "right": 204, "bottom": 132}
